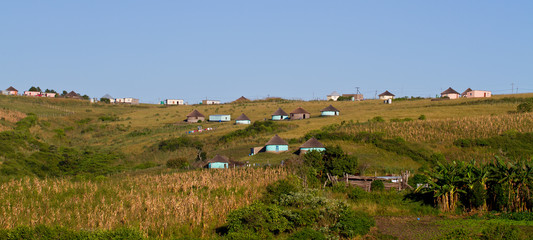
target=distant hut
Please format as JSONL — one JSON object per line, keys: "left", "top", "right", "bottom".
{"left": 320, "top": 105, "right": 340, "bottom": 116}
{"left": 461, "top": 88, "right": 473, "bottom": 98}
{"left": 235, "top": 113, "right": 251, "bottom": 125}
{"left": 271, "top": 108, "right": 289, "bottom": 121}
{"left": 204, "top": 155, "right": 229, "bottom": 169}
{"left": 65, "top": 91, "right": 82, "bottom": 99}
{"left": 233, "top": 96, "right": 250, "bottom": 103}
{"left": 290, "top": 107, "right": 310, "bottom": 120}
{"left": 327, "top": 91, "right": 340, "bottom": 101}
{"left": 186, "top": 109, "right": 205, "bottom": 123}
{"left": 441, "top": 87, "right": 460, "bottom": 99}
{"left": 265, "top": 135, "right": 289, "bottom": 153}
{"left": 4, "top": 86, "right": 18, "bottom": 96}
{"left": 378, "top": 91, "right": 395, "bottom": 100}
{"left": 299, "top": 137, "right": 326, "bottom": 154}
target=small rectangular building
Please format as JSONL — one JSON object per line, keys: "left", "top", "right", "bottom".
{"left": 209, "top": 115, "right": 231, "bottom": 122}
{"left": 43, "top": 92, "right": 57, "bottom": 98}
{"left": 202, "top": 100, "right": 220, "bottom": 105}
{"left": 24, "top": 91, "right": 41, "bottom": 97}
{"left": 116, "top": 98, "right": 140, "bottom": 105}
{"left": 463, "top": 89, "right": 491, "bottom": 98}
{"left": 165, "top": 99, "right": 184, "bottom": 105}
{"left": 342, "top": 94, "right": 364, "bottom": 101}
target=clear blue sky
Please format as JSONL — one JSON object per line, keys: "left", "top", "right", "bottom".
{"left": 2, "top": 1, "right": 532, "bottom": 103}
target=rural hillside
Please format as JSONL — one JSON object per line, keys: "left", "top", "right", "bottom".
{"left": 0, "top": 93, "right": 532, "bottom": 239}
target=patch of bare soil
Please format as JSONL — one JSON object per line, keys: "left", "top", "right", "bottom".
{"left": 373, "top": 216, "right": 446, "bottom": 240}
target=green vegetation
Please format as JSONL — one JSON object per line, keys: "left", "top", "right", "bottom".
{"left": 416, "top": 158, "right": 533, "bottom": 212}
{"left": 222, "top": 179, "right": 375, "bottom": 239}
{"left": 0, "top": 226, "right": 144, "bottom": 240}
{"left": 219, "top": 121, "right": 296, "bottom": 143}
{"left": 1, "top": 93, "right": 533, "bottom": 239}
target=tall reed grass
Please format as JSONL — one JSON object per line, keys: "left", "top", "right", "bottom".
{"left": 0, "top": 168, "right": 287, "bottom": 238}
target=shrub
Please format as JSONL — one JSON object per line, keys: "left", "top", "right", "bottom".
{"left": 166, "top": 158, "right": 189, "bottom": 169}
{"left": 332, "top": 208, "right": 374, "bottom": 238}
{"left": 481, "top": 224, "right": 523, "bottom": 240}
{"left": 158, "top": 136, "right": 203, "bottom": 151}
{"left": 371, "top": 180, "right": 385, "bottom": 191}
{"left": 289, "top": 228, "right": 325, "bottom": 240}
{"left": 516, "top": 102, "right": 532, "bottom": 113}
{"left": 369, "top": 116, "right": 385, "bottom": 123}
{"left": 226, "top": 202, "right": 291, "bottom": 238}
{"left": 263, "top": 179, "right": 299, "bottom": 203}
{"left": 347, "top": 186, "right": 368, "bottom": 201}
{"left": 418, "top": 114, "right": 426, "bottom": 120}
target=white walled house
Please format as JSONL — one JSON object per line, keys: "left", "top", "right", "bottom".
{"left": 378, "top": 91, "right": 395, "bottom": 100}
{"left": 116, "top": 97, "right": 139, "bottom": 105}
{"left": 202, "top": 100, "right": 220, "bottom": 105}
{"left": 165, "top": 99, "right": 184, "bottom": 105}
{"left": 327, "top": 91, "right": 340, "bottom": 101}
{"left": 43, "top": 92, "right": 57, "bottom": 98}
{"left": 24, "top": 91, "right": 41, "bottom": 97}
{"left": 462, "top": 88, "right": 492, "bottom": 98}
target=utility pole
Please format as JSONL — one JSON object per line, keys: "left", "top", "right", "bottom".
{"left": 356, "top": 87, "right": 361, "bottom": 95}
{"left": 374, "top": 90, "right": 377, "bottom": 99}
{"left": 511, "top": 83, "right": 514, "bottom": 94}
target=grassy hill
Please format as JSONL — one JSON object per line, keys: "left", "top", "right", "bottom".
{"left": 1, "top": 93, "right": 532, "bottom": 178}
{"left": 1, "top": 93, "right": 533, "bottom": 239}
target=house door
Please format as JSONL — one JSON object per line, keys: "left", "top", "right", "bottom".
{"left": 276, "top": 146, "right": 279, "bottom": 152}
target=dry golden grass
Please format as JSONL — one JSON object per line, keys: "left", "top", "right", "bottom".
{"left": 0, "top": 168, "right": 287, "bottom": 238}
{"left": 339, "top": 112, "right": 533, "bottom": 144}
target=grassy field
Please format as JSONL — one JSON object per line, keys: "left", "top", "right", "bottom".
{"left": 1, "top": 93, "right": 532, "bottom": 239}
{"left": 0, "top": 168, "right": 287, "bottom": 238}
{"left": 1, "top": 93, "right": 532, "bottom": 173}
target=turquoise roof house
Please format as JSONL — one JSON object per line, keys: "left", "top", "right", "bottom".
{"left": 299, "top": 137, "right": 326, "bottom": 154}
{"left": 209, "top": 114, "right": 231, "bottom": 122}
{"left": 265, "top": 135, "right": 289, "bottom": 153}
{"left": 271, "top": 108, "right": 289, "bottom": 120}
{"left": 320, "top": 105, "right": 340, "bottom": 116}
{"left": 235, "top": 113, "right": 251, "bottom": 124}
{"left": 205, "top": 155, "right": 230, "bottom": 169}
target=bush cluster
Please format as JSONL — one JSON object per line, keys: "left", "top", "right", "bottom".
{"left": 222, "top": 180, "right": 374, "bottom": 239}
{"left": 219, "top": 121, "right": 296, "bottom": 143}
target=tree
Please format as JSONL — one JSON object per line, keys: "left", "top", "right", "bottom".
{"left": 303, "top": 146, "right": 358, "bottom": 181}
{"left": 100, "top": 98, "right": 111, "bottom": 104}
{"left": 28, "top": 86, "right": 40, "bottom": 91}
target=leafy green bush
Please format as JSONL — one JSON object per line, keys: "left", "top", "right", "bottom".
{"left": 418, "top": 114, "right": 426, "bottom": 120}
{"left": 226, "top": 202, "right": 291, "bottom": 239}
{"left": 158, "top": 136, "right": 203, "bottom": 151}
{"left": 516, "top": 101, "right": 532, "bottom": 113}
{"left": 166, "top": 158, "right": 189, "bottom": 169}
{"left": 303, "top": 146, "right": 358, "bottom": 182}
{"left": 219, "top": 121, "right": 296, "bottom": 143}
{"left": 347, "top": 186, "right": 368, "bottom": 201}
{"left": 263, "top": 179, "right": 300, "bottom": 204}
{"left": 371, "top": 180, "right": 385, "bottom": 191}
{"left": 332, "top": 208, "right": 375, "bottom": 238}
{"left": 288, "top": 228, "right": 325, "bottom": 240}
